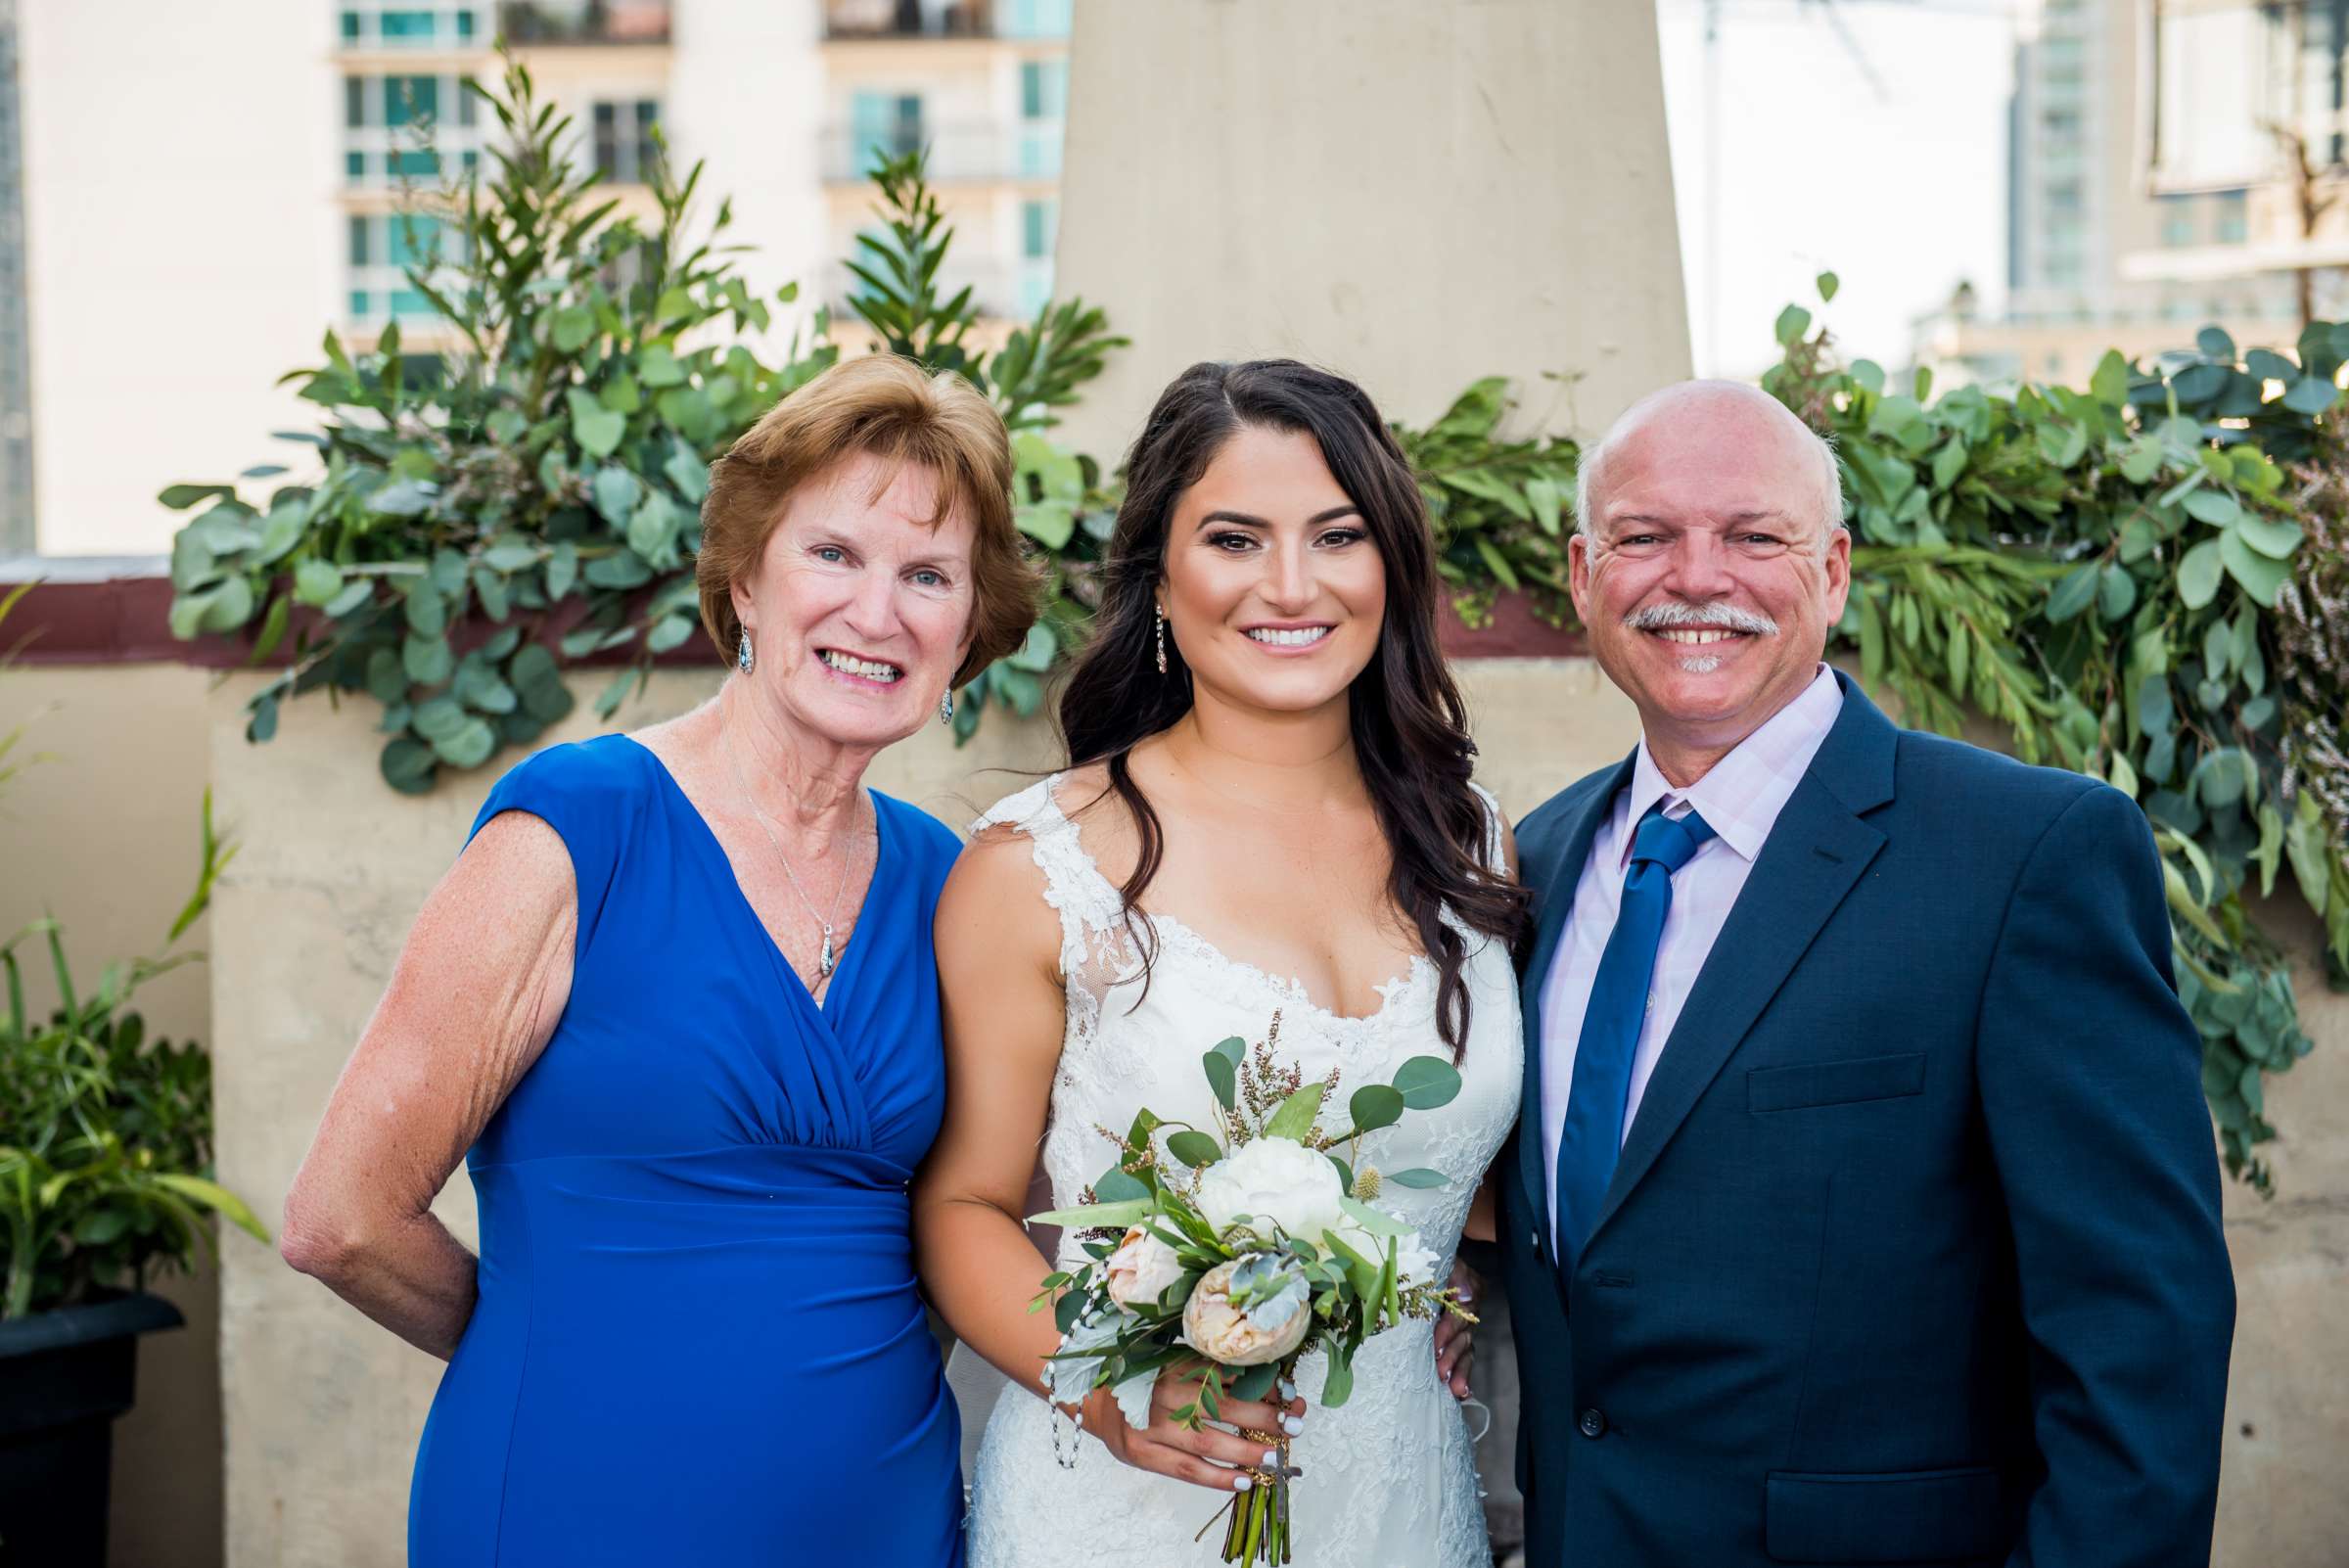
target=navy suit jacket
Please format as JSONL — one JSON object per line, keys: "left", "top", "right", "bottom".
{"left": 1497, "top": 674, "right": 2234, "bottom": 1568}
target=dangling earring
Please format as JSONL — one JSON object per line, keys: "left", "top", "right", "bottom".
{"left": 939, "top": 687, "right": 955, "bottom": 726}
{"left": 1154, "top": 603, "right": 1168, "bottom": 675}
{"left": 736, "top": 628, "right": 754, "bottom": 675}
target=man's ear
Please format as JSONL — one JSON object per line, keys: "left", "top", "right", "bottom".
{"left": 1567, "top": 531, "right": 1594, "bottom": 625}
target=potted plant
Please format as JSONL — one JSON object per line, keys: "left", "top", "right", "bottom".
{"left": 2, "top": 580, "right": 265, "bottom": 1563}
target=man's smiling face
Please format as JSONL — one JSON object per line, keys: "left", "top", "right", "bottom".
{"left": 1569, "top": 383, "right": 1851, "bottom": 759}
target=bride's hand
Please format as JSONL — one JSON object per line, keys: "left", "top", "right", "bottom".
{"left": 1082, "top": 1364, "right": 1308, "bottom": 1493}
{"left": 1433, "top": 1259, "right": 1479, "bottom": 1399}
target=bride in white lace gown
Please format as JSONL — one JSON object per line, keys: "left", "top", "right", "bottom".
{"left": 957, "top": 772, "right": 1520, "bottom": 1567}
{"left": 910, "top": 360, "right": 1528, "bottom": 1568}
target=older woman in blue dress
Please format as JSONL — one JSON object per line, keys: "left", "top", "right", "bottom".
{"left": 280, "top": 354, "right": 1038, "bottom": 1566}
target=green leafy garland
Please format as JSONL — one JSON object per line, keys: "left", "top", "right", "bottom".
{"left": 162, "top": 80, "right": 2346, "bottom": 1188}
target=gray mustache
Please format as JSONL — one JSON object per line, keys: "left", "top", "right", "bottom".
{"left": 1623, "top": 601, "right": 1780, "bottom": 637}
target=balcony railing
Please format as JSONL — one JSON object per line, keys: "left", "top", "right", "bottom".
{"left": 499, "top": 1, "right": 671, "bottom": 45}
{"left": 819, "top": 120, "right": 1062, "bottom": 183}
{"left": 823, "top": 0, "right": 993, "bottom": 40}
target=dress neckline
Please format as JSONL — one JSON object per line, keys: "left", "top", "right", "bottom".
{"left": 1027, "top": 772, "right": 1434, "bottom": 1035}
{"left": 619, "top": 732, "right": 890, "bottom": 1017}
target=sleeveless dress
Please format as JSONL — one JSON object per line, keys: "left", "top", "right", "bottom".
{"left": 407, "top": 734, "right": 966, "bottom": 1567}
{"left": 963, "top": 775, "right": 1522, "bottom": 1568}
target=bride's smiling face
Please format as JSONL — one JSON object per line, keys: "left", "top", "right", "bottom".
{"left": 1159, "top": 425, "right": 1387, "bottom": 716}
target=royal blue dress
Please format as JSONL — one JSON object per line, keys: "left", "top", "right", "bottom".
{"left": 408, "top": 734, "right": 965, "bottom": 1566}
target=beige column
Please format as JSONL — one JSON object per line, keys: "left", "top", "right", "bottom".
{"left": 1049, "top": 0, "right": 1691, "bottom": 463}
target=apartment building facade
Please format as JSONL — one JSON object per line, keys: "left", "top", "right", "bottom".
{"left": 11, "top": 0, "right": 1066, "bottom": 557}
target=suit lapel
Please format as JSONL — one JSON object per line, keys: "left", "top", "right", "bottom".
{"left": 1515, "top": 752, "right": 1636, "bottom": 1272}
{"left": 1585, "top": 674, "right": 1899, "bottom": 1252}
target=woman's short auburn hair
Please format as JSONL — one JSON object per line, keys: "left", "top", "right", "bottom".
{"left": 696, "top": 353, "right": 1040, "bottom": 688}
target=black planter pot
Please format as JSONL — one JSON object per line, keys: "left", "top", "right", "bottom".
{"left": 0, "top": 1292, "right": 185, "bottom": 1568}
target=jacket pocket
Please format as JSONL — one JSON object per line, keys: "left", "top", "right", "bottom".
{"left": 1764, "top": 1466, "right": 2010, "bottom": 1563}
{"left": 1748, "top": 1051, "right": 1928, "bottom": 1113}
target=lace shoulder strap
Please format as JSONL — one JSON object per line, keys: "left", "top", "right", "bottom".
{"left": 969, "top": 775, "right": 1127, "bottom": 978}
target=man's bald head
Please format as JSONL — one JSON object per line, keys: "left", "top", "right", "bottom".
{"left": 1574, "top": 380, "right": 1845, "bottom": 558}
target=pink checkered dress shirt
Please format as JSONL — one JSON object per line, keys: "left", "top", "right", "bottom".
{"left": 1539, "top": 664, "right": 1845, "bottom": 1253}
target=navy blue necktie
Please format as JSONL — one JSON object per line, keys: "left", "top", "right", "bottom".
{"left": 1553, "top": 805, "right": 1717, "bottom": 1277}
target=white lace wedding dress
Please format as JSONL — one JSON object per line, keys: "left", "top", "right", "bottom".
{"left": 962, "top": 775, "right": 1522, "bottom": 1568}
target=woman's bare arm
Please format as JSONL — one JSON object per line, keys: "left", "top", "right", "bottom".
{"left": 278, "top": 811, "right": 576, "bottom": 1360}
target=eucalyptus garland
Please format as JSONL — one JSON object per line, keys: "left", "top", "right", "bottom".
{"left": 162, "top": 74, "right": 2344, "bottom": 1187}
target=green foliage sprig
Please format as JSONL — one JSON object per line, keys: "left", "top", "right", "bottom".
{"left": 0, "top": 646, "right": 266, "bottom": 1329}
{"left": 1769, "top": 273, "right": 2349, "bottom": 1190}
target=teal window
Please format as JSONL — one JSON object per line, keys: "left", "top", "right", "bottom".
{"left": 2214, "top": 191, "right": 2248, "bottom": 246}
{"left": 345, "top": 77, "right": 367, "bottom": 128}
{"left": 380, "top": 10, "right": 438, "bottom": 43}
{"left": 391, "top": 287, "right": 436, "bottom": 318}
{"left": 2159, "top": 196, "right": 2196, "bottom": 248}
{"left": 1022, "top": 199, "right": 1054, "bottom": 259}
{"left": 385, "top": 213, "right": 442, "bottom": 268}
{"left": 456, "top": 11, "right": 476, "bottom": 38}
{"left": 341, "top": 12, "right": 363, "bottom": 42}
{"left": 850, "top": 92, "right": 924, "bottom": 171}
{"left": 385, "top": 74, "right": 438, "bottom": 127}
{"left": 1020, "top": 60, "right": 1067, "bottom": 120}
{"left": 348, "top": 215, "right": 371, "bottom": 266}
{"left": 1001, "top": 0, "right": 1073, "bottom": 39}
{"left": 348, "top": 290, "right": 372, "bottom": 317}
{"left": 391, "top": 148, "right": 440, "bottom": 177}
{"left": 345, "top": 150, "right": 369, "bottom": 181}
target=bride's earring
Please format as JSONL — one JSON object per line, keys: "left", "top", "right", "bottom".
{"left": 939, "top": 687, "right": 954, "bottom": 726}
{"left": 1153, "top": 603, "right": 1167, "bottom": 675}
{"left": 736, "top": 628, "right": 754, "bottom": 675}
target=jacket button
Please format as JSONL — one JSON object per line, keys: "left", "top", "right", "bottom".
{"left": 1578, "top": 1407, "right": 1607, "bottom": 1439}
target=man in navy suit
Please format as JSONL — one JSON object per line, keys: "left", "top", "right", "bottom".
{"left": 1497, "top": 381, "right": 2234, "bottom": 1567}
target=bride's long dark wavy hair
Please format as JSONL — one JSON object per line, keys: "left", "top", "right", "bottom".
{"left": 1057, "top": 359, "right": 1531, "bottom": 1057}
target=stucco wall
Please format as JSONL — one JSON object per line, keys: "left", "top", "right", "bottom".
{"left": 1050, "top": 0, "right": 1692, "bottom": 463}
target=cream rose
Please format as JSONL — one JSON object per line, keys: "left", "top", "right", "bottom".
{"left": 1193, "top": 1135, "right": 1345, "bottom": 1244}
{"left": 1181, "top": 1259, "right": 1312, "bottom": 1366}
{"left": 1104, "top": 1225, "right": 1186, "bottom": 1310}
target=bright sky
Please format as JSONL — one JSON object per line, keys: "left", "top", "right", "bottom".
{"left": 1654, "top": 0, "right": 2021, "bottom": 378}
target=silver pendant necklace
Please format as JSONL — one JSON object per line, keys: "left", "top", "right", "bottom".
{"left": 720, "top": 721, "right": 861, "bottom": 984}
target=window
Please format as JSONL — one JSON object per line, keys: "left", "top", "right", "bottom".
{"left": 384, "top": 74, "right": 438, "bottom": 127}
{"left": 2160, "top": 195, "right": 2198, "bottom": 248}
{"left": 1020, "top": 60, "right": 1067, "bottom": 120}
{"left": 592, "top": 100, "right": 662, "bottom": 184}
{"left": 345, "top": 70, "right": 483, "bottom": 186}
{"left": 849, "top": 91, "right": 924, "bottom": 171}
{"left": 1022, "top": 199, "right": 1055, "bottom": 259}
{"left": 2215, "top": 190, "right": 2249, "bottom": 246}
{"left": 1001, "top": 0, "right": 1073, "bottom": 39}
{"left": 339, "top": 4, "right": 484, "bottom": 49}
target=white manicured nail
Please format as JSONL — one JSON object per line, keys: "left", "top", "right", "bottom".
{"left": 1233, "top": 1474, "right": 1254, "bottom": 1493}
{"left": 1263, "top": 1447, "right": 1280, "bottom": 1466}
{"left": 1277, "top": 1378, "right": 1297, "bottom": 1399}
{"left": 1281, "top": 1414, "right": 1305, "bottom": 1436}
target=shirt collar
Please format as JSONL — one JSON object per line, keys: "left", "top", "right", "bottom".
{"left": 1617, "top": 665, "right": 1845, "bottom": 868}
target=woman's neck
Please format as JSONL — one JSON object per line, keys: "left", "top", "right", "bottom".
{"left": 1158, "top": 684, "right": 1364, "bottom": 814}
{"left": 711, "top": 677, "right": 876, "bottom": 838}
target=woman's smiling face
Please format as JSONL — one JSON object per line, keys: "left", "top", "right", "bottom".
{"left": 731, "top": 451, "right": 978, "bottom": 751}
{"left": 1159, "top": 425, "right": 1388, "bottom": 718}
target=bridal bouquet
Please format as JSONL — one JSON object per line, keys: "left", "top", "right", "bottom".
{"left": 1028, "top": 1016, "right": 1474, "bottom": 1565}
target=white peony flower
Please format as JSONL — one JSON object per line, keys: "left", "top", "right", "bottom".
{"left": 1181, "top": 1259, "right": 1312, "bottom": 1366}
{"left": 1193, "top": 1136, "right": 1346, "bottom": 1245}
{"left": 1104, "top": 1225, "right": 1187, "bottom": 1310}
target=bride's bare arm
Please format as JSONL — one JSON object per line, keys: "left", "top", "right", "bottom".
{"left": 913, "top": 828, "right": 1298, "bottom": 1490}
{"left": 911, "top": 830, "right": 1071, "bottom": 1393}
